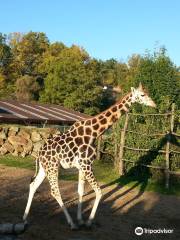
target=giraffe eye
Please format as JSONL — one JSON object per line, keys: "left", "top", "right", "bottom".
{"left": 141, "top": 94, "right": 145, "bottom": 97}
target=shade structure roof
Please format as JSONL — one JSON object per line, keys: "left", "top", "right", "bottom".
{"left": 0, "top": 100, "right": 89, "bottom": 125}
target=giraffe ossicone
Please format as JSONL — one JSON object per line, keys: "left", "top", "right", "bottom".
{"left": 23, "top": 84, "right": 156, "bottom": 230}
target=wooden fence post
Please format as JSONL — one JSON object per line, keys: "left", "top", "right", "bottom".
{"left": 165, "top": 103, "right": 175, "bottom": 188}
{"left": 119, "top": 113, "right": 129, "bottom": 175}
{"left": 113, "top": 123, "right": 119, "bottom": 169}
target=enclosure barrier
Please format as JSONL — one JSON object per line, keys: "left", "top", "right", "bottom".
{"left": 97, "top": 103, "right": 180, "bottom": 188}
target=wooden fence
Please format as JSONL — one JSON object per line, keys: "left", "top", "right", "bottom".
{"left": 97, "top": 103, "right": 180, "bottom": 188}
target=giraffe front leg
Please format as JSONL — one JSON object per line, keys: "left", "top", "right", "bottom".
{"left": 23, "top": 162, "right": 45, "bottom": 221}
{"left": 77, "top": 170, "right": 85, "bottom": 226}
{"left": 84, "top": 169, "right": 102, "bottom": 227}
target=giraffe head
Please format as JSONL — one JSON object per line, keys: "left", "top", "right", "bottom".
{"left": 131, "top": 83, "right": 156, "bottom": 108}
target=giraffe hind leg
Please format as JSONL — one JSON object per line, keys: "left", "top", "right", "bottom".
{"left": 83, "top": 167, "right": 102, "bottom": 227}
{"left": 77, "top": 170, "right": 85, "bottom": 226}
{"left": 46, "top": 170, "right": 78, "bottom": 230}
{"left": 23, "top": 162, "right": 45, "bottom": 221}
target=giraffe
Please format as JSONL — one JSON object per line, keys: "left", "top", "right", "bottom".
{"left": 23, "top": 83, "right": 156, "bottom": 230}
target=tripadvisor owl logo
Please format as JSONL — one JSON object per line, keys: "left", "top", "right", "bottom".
{"left": 135, "top": 227, "right": 143, "bottom": 235}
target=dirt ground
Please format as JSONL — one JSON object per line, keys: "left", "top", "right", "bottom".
{"left": 0, "top": 165, "right": 180, "bottom": 240}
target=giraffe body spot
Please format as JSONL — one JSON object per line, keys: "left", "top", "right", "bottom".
{"left": 85, "top": 127, "right": 92, "bottom": 135}
{"left": 99, "top": 127, "right": 105, "bottom": 133}
{"left": 85, "top": 119, "right": 91, "bottom": 125}
{"left": 69, "top": 141, "right": 75, "bottom": 148}
{"left": 98, "top": 115, "right": 104, "bottom": 120}
{"left": 70, "top": 130, "right": 77, "bottom": 137}
{"left": 92, "top": 118, "right": 97, "bottom": 124}
{"left": 93, "top": 124, "right": 99, "bottom": 130}
{"left": 111, "top": 106, "right": 117, "bottom": 112}
{"left": 105, "top": 111, "right": 111, "bottom": 117}
{"left": 77, "top": 126, "right": 84, "bottom": 136}
{"left": 100, "top": 118, "right": 107, "bottom": 124}
{"left": 52, "top": 150, "right": 56, "bottom": 156}
{"left": 118, "top": 103, "right": 123, "bottom": 109}
{"left": 75, "top": 137, "right": 83, "bottom": 146}
{"left": 84, "top": 136, "right": 90, "bottom": 144}
{"left": 66, "top": 137, "right": 73, "bottom": 143}
{"left": 111, "top": 115, "right": 117, "bottom": 123}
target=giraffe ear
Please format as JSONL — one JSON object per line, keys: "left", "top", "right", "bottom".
{"left": 131, "top": 87, "right": 135, "bottom": 93}
{"left": 138, "top": 82, "right": 143, "bottom": 90}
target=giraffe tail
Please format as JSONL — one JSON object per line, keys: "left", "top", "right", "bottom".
{"left": 30, "top": 157, "right": 39, "bottom": 183}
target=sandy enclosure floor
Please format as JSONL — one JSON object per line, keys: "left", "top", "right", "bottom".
{"left": 0, "top": 165, "right": 180, "bottom": 240}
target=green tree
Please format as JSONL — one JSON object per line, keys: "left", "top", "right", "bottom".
{"left": 8, "top": 32, "right": 50, "bottom": 100}
{"left": 100, "top": 58, "right": 128, "bottom": 87}
{"left": 40, "top": 45, "right": 103, "bottom": 114}
{"left": 9, "top": 31, "right": 49, "bottom": 76}
{"left": 0, "top": 33, "right": 15, "bottom": 99}
{"left": 134, "top": 48, "right": 179, "bottom": 109}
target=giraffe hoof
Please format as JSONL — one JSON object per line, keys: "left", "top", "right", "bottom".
{"left": 78, "top": 219, "right": 85, "bottom": 227}
{"left": 70, "top": 224, "right": 79, "bottom": 231}
{"left": 85, "top": 220, "right": 93, "bottom": 229}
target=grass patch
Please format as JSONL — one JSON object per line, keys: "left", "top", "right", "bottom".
{"left": 0, "top": 155, "right": 179, "bottom": 195}
{"left": 0, "top": 154, "right": 34, "bottom": 169}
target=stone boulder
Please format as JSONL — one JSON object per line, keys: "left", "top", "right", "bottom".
{"left": 8, "top": 126, "right": 19, "bottom": 137}
{"left": 8, "top": 135, "right": 28, "bottom": 146}
{"left": 12, "top": 145, "right": 24, "bottom": 156}
{"left": 18, "top": 129, "right": 31, "bottom": 140}
{"left": 0, "top": 129, "right": 7, "bottom": 139}
{"left": 0, "top": 142, "right": 14, "bottom": 154}
{"left": 39, "top": 129, "right": 51, "bottom": 139}
{"left": 0, "top": 137, "right": 4, "bottom": 146}
{"left": 31, "top": 131, "right": 42, "bottom": 142}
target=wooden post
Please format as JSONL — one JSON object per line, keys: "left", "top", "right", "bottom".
{"left": 96, "top": 136, "right": 102, "bottom": 161}
{"left": 165, "top": 103, "right": 175, "bottom": 188}
{"left": 119, "top": 113, "right": 129, "bottom": 175}
{"left": 113, "top": 123, "right": 119, "bottom": 169}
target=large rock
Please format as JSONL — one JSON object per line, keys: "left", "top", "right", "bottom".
{"left": 13, "top": 144, "right": 24, "bottom": 156}
{"left": 8, "top": 130, "right": 16, "bottom": 137}
{"left": 0, "top": 145, "right": 8, "bottom": 155}
{"left": 5, "top": 142, "right": 14, "bottom": 153}
{"left": 0, "top": 137, "right": 4, "bottom": 146}
{"left": 18, "top": 129, "right": 30, "bottom": 140}
{"left": 9, "top": 126, "right": 19, "bottom": 132}
{"left": 0, "top": 129, "right": 6, "bottom": 139}
{"left": 8, "top": 135, "right": 28, "bottom": 146}
{"left": 24, "top": 139, "right": 33, "bottom": 154}
{"left": 0, "top": 142, "right": 14, "bottom": 154}
{"left": 8, "top": 126, "right": 19, "bottom": 137}
{"left": 40, "top": 129, "right": 51, "bottom": 139}
{"left": 31, "top": 131, "right": 42, "bottom": 142}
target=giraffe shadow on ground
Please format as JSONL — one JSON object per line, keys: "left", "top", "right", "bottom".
{"left": 94, "top": 133, "right": 180, "bottom": 213}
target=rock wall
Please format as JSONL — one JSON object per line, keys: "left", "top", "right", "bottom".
{"left": 0, "top": 126, "right": 61, "bottom": 157}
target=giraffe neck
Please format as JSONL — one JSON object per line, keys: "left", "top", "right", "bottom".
{"left": 92, "top": 92, "right": 133, "bottom": 137}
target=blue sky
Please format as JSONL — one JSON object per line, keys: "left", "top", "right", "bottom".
{"left": 1, "top": 0, "right": 180, "bottom": 65}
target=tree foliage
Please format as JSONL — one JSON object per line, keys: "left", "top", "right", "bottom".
{"left": 0, "top": 31, "right": 179, "bottom": 114}
{"left": 134, "top": 48, "right": 180, "bottom": 109}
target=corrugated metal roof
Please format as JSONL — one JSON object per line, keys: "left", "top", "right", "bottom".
{"left": 0, "top": 100, "right": 89, "bottom": 125}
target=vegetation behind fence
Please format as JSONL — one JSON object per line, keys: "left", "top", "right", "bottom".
{"left": 98, "top": 104, "right": 180, "bottom": 188}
